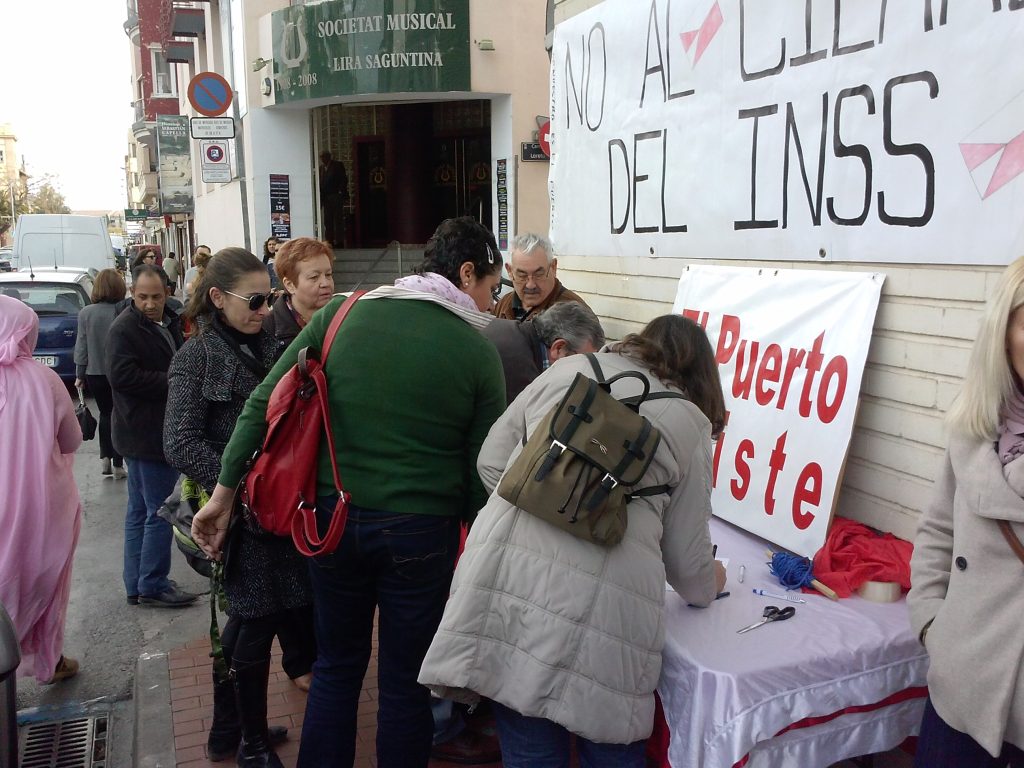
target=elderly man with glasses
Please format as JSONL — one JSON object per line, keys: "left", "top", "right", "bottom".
{"left": 493, "top": 233, "right": 590, "bottom": 321}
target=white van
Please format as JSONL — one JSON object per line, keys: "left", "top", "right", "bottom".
{"left": 14, "top": 214, "right": 115, "bottom": 274}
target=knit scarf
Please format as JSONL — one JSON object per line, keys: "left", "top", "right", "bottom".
{"left": 998, "top": 384, "right": 1024, "bottom": 465}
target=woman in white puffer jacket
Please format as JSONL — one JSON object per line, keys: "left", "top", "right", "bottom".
{"left": 419, "top": 314, "right": 728, "bottom": 768}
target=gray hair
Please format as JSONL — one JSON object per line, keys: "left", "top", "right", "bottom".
{"left": 510, "top": 233, "right": 554, "bottom": 263}
{"left": 533, "top": 302, "right": 605, "bottom": 353}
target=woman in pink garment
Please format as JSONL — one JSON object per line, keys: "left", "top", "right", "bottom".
{"left": 0, "top": 294, "right": 82, "bottom": 684}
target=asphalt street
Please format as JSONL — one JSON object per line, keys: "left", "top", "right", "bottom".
{"left": 16, "top": 393, "right": 211, "bottom": 711}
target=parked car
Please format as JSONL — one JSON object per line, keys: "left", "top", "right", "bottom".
{"left": 0, "top": 247, "right": 13, "bottom": 272}
{"left": 0, "top": 268, "right": 94, "bottom": 384}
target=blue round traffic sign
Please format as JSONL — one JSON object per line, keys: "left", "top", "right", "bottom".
{"left": 187, "top": 72, "right": 233, "bottom": 117}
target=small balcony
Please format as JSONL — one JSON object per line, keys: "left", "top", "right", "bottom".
{"left": 124, "top": 5, "right": 140, "bottom": 46}
{"left": 131, "top": 99, "right": 154, "bottom": 142}
{"left": 165, "top": 39, "right": 195, "bottom": 65}
{"left": 171, "top": 4, "right": 205, "bottom": 37}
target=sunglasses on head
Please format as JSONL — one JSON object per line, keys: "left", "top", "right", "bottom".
{"left": 223, "top": 289, "right": 276, "bottom": 311}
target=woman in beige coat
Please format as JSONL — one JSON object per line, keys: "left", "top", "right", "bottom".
{"left": 419, "top": 315, "right": 727, "bottom": 767}
{"left": 909, "top": 256, "right": 1024, "bottom": 767}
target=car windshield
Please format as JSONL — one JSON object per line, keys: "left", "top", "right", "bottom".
{"left": 0, "top": 282, "right": 86, "bottom": 316}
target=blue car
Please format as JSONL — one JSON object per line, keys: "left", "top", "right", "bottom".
{"left": 0, "top": 268, "right": 94, "bottom": 383}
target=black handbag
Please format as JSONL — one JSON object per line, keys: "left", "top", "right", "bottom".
{"left": 75, "top": 387, "right": 97, "bottom": 441}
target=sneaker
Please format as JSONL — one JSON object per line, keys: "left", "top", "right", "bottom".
{"left": 112, "top": 465, "right": 127, "bottom": 480}
{"left": 126, "top": 595, "right": 139, "bottom": 605}
{"left": 101, "top": 457, "right": 112, "bottom": 476}
{"left": 138, "top": 586, "right": 198, "bottom": 608}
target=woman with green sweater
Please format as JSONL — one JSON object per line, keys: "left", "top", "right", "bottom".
{"left": 192, "top": 216, "right": 506, "bottom": 768}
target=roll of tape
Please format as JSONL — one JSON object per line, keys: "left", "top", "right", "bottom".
{"left": 857, "top": 581, "right": 902, "bottom": 603}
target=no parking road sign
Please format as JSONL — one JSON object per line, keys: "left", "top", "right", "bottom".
{"left": 200, "top": 140, "right": 231, "bottom": 183}
{"left": 187, "top": 72, "right": 233, "bottom": 117}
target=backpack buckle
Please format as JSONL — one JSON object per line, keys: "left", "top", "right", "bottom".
{"left": 535, "top": 440, "right": 568, "bottom": 482}
{"left": 600, "top": 473, "right": 619, "bottom": 490}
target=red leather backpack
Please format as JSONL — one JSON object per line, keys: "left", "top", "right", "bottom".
{"left": 237, "top": 291, "right": 364, "bottom": 556}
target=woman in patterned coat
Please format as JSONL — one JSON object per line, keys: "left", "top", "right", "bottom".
{"left": 164, "top": 248, "right": 314, "bottom": 768}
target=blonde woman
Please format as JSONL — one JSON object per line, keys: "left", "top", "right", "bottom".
{"left": 909, "top": 256, "right": 1024, "bottom": 767}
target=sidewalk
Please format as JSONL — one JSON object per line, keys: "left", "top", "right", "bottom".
{"left": 165, "top": 634, "right": 910, "bottom": 768}
{"left": 167, "top": 633, "right": 497, "bottom": 768}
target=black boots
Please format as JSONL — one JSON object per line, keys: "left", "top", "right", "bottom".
{"left": 207, "top": 671, "right": 288, "bottom": 763}
{"left": 234, "top": 658, "right": 285, "bottom": 768}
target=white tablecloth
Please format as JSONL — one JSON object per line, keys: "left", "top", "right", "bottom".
{"left": 658, "top": 517, "right": 929, "bottom": 768}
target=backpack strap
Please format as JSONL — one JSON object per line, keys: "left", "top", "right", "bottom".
{"left": 625, "top": 484, "right": 674, "bottom": 502}
{"left": 585, "top": 352, "right": 605, "bottom": 382}
{"left": 322, "top": 291, "right": 366, "bottom": 359}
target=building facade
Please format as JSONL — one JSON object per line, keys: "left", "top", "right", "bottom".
{"left": 148, "top": 0, "right": 550, "bottom": 272}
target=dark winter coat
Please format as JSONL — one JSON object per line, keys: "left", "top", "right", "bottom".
{"left": 106, "top": 303, "right": 184, "bottom": 461}
{"left": 480, "top": 318, "right": 545, "bottom": 404}
{"left": 262, "top": 295, "right": 303, "bottom": 361}
{"left": 163, "top": 320, "right": 313, "bottom": 618}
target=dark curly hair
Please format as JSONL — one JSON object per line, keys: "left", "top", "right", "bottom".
{"left": 416, "top": 216, "right": 501, "bottom": 286}
{"left": 611, "top": 315, "right": 726, "bottom": 438}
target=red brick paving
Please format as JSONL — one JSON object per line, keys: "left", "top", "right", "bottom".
{"left": 169, "top": 633, "right": 498, "bottom": 768}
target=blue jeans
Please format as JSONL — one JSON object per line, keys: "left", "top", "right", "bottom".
{"left": 493, "top": 703, "right": 646, "bottom": 768}
{"left": 915, "top": 696, "right": 1024, "bottom": 768}
{"left": 297, "top": 501, "right": 459, "bottom": 768}
{"left": 123, "top": 458, "right": 178, "bottom": 597}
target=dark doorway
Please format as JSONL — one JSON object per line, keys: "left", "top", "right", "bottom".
{"left": 354, "top": 138, "right": 389, "bottom": 248}
{"left": 432, "top": 134, "right": 492, "bottom": 231}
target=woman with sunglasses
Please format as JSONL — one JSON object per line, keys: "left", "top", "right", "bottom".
{"left": 164, "top": 248, "right": 310, "bottom": 767}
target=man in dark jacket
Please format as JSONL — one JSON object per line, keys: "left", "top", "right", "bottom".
{"left": 482, "top": 301, "right": 605, "bottom": 403}
{"left": 107, "top": 265, "right": 196, "bottom": 608}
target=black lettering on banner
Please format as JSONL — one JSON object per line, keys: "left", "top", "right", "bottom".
{"left": 640, "top": 1, "right": 666, "bottom": 107}
{"left": 923, "top": 0, "right": 948, "bottom": 31}
{"left": 878, "top": 72, "right": 939, "bottom": 227}
{"left": 735, "top": 105, "right": 780, "bottom": 230}
{"left": 991, "top": 1, "right": 1022, "bottom": 9}
{"left": 833, "top": 0, "right": 875, "bottom": 56}
{"left": 661, "top": 129, "right": 688, "bottom": 232}
{"left": 827, "top": 86, "right": 875, "bottom": 226}
{"left": 608, "top": 139, "right": 629, "bottom": 234}
{"left": 633, "top": 130, "right": 661, "bottom": 233}
{"left": 739, "top": 0, "right": 785, "bottom": 81}
{"left": 878, "top": 0, "right": 890, "bottom": 44}
{"left": 565, "top": 40, "right": 584, "bottom": 128}
{"left": 586, "top": 24, "right": 607, "bottom": 130}
{"left": 791, "top": 0, "right": 826, "bottom": 67}
{"left": 564, "top": 26, "right": 607, "bottom": 132}
{"left": 783, "top": 94, "right": 828, "bottom": 227}
{"left": 665, "top": 0, "right": 695, "bottom": 100}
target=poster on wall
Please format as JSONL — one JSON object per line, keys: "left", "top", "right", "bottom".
{"left": 673, "top": 265, "right": 884, "bottom": 557}
{"left": 270, "top": 174, "right": 291, "bottom": 240}
{"left": 496, "top": 159, "right": 509, "bottom": 250}
{"left": 156, "top": 115, "right": 194, "bottom": 215}
{"left": 550, "top": 1, "right": 1024, "bottom": 265}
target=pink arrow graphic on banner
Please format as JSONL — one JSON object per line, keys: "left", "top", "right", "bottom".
{"left": 960, "top": 132, "right": 1024, "bottom": 199}
{"left": 681, "top": 2, "right": 723, "bottom": 67}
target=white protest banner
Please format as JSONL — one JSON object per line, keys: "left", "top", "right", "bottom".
{"left": 550, "top": 1, "right": 1024, "bottom": 265}
{"left": 673, "top": 266, "right": 883, "bottom": 556}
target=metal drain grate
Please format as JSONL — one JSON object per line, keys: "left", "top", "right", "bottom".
{"left": 18, "top": 714, "right": 108, "bottom": 768}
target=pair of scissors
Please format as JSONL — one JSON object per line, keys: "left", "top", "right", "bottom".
{"left": 736, "top": 605, "right": 796, "bottom": 634}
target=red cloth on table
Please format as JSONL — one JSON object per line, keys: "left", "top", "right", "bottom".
{"left": 811, "top": 516, "right": 913, "bottom": 598}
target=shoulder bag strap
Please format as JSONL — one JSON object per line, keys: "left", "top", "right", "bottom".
{"left": 998, "top": 520, "right": 1024, "bottom": 566}
{"left": 585, "top": 352, "right": 605, "bottom": 382}
{"left": 321, "top": 291, "right": 366, "bottom": 359}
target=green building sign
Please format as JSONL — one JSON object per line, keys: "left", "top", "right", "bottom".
{"left": 271, "top": 0, "right": 470, "bottom": 103}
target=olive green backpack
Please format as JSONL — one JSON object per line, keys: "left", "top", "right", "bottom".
{"left": 497, "top": 354, "right": 685, "bottom": 546}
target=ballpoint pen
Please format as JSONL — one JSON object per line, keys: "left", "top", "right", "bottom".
{"left": 752, "top": 588, "right": 806, "bottom": 604}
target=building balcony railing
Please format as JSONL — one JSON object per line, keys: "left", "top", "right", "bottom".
{"left": 124, "top": 2, "right": 140, "bottom": 45}
{"left": 171, "top": 3, "right": 205, "bottom": 37}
